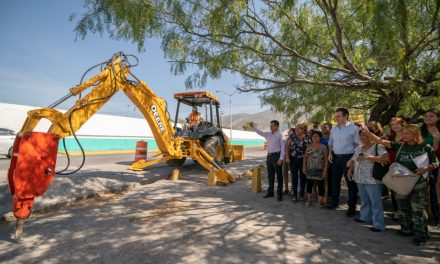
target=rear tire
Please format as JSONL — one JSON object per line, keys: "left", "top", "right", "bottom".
{"left": 7, "top": 147, "right": 13, "bottom": 159}
{"left": 166, "top": 158, "right": 186, "bottom": 167}
{"left": 203, "top": 136, "right": 224, "bottom": 165}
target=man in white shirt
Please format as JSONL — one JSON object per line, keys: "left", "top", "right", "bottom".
{"left": 251, "top": 120, "right": 286, "bottom": 201}
{"left": 327, "top": 108, "right": 361, "bottom": 217}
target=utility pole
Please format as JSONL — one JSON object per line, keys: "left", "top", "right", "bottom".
{"left": 215, "top": 90, "right": 238, "bottom": 140}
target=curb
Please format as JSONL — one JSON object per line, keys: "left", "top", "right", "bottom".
{"left": 1, "top": 182, "right": 138, "bottom": 224}
{"left": 33, "top": 183, "right": 136, "bottom": 215}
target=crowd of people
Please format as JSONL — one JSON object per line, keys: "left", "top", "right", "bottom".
{"left": 252, "top": 107, "right": 440, "bottom": 246}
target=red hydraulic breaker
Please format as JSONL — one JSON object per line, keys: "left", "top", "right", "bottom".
{"left": 8, "top": 132, "right": 60, "bottom": 220}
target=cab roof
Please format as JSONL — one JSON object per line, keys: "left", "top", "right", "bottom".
{"left": 173, "top": 91, "right": 221, "bottom": 106}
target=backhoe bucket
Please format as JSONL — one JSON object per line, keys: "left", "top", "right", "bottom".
{"left": 214, "top": 169, "right": 236, "bottom": 184}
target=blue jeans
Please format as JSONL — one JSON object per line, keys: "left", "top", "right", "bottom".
{"left": 289, "top": 156, "right": 306, "bottom": 197}
{"left": 330, "top": 154, "right": 358, "bottom": 210}
{"left": 357, "top": 183, "right": 385, "bottom": 230}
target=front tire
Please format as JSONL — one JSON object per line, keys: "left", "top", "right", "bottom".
{"left": 203, "top": 136, "right": 225, "bottom": 165}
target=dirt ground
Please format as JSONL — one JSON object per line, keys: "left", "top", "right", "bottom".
{"left": 1, "top": 153, "right": 439, "bottom": 263}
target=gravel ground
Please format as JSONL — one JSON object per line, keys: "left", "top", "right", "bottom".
{"left": 1, "top": 150, "right": 439, "bottom": 263}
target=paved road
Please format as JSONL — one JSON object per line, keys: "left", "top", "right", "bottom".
{"left": 0, "top": 153, "right": 144, "bottom": 185}
{"left": 0, "top": 148, "right": 265, "bottom": 185}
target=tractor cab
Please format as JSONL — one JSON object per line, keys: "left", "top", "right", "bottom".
{"left": 173, "top": 91, "right": 223, "bottom": 139}
{"left": 172, "top": 90, "right": 237, "bottom": 166}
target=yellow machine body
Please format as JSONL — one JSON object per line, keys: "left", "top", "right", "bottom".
{"left": 17, "top": 52, "right": 236, "bottom": 184}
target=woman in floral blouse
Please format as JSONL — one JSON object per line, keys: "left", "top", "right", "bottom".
{"left": 286, "top": 123, "right": 310, "bottom": 202}
{"left": 348, "top": 129, "right": 389, "bottom": 232}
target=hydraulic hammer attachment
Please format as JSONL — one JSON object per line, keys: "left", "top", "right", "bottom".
{"left": 8, "top": 132, "right": 60, "bottom": 220}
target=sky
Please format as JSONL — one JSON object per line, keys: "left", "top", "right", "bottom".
{"left": 0, "top": 0, "right": 269, "bottom": 119}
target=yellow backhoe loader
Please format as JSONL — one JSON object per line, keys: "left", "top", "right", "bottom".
{"left": 7, "top": 52, "right": 238, "bottom": 240}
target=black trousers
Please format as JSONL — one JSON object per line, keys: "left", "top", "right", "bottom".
{"left": 327, "top": 163, "right": 333, "bottom": 198}
{"left": 330, "top": 154, "right": 358, "bottom": 210}
{"left": 307, "top": 179, "right": 325, "bottom": 196}
{"left": 430, "top": 169, "right": 440, "bottom": 224}
{"left": 289, "top": 156, "right": 307, "bottom": 197}
{"left": 266, "top": 152, "right": 283, "bottom": 197}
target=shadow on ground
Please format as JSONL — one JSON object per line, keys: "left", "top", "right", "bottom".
{"left": 0, "top": 155, "right": 439, "bottom": 264}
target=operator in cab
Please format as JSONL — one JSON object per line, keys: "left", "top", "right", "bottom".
{"left": 188, "top": 106, "right": 203, "bottom": 130}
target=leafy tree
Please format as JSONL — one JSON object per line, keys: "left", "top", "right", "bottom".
{"left": 242, "top": 122, "right": 254, "bottom": 131}
{"left": 72, "top": 0, "right": 440, "bottom": 125}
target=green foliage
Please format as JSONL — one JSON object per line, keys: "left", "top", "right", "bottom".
{"left": 72, "top": 0, "right": 440, "bottom": 124}
{"left": 242, "top": 122, "right": 254, "bottom": 131}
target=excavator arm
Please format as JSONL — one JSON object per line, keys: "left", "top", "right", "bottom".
{"left": 7, "top": 52, "right": 233, "bottom": 232}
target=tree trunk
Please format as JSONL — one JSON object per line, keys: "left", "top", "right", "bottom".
{"left": 368, "top": 92, "right": 403, "bottom": 126}
{"left": 405, "top": 109, "right": 425, "bottom": 124}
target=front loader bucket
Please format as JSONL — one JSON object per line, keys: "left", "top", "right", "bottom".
{"left": 214, "top": 169, "right": 236, "bottom": 184}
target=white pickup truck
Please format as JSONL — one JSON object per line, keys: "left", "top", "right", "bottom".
{"left": 0, "top": 128, "right": 15, "bottom": 158}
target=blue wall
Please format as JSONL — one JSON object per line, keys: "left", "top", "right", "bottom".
{"left": 59, "top": 137, "right": 265, "bottom": 152}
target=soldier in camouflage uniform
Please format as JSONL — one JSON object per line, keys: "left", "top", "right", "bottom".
{"left": 362, "top": 124, "right": 439, "bottom": 246}
{"left": 396, "top": 178, "right": 430, "bottom": 242}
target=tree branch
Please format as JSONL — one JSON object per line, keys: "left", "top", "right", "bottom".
{"left": 397, "top": 0, "right": 412, "bottom": 80}
{"left": 318, "top": 0, "right": 373, "bottom": 81}
{"left": 409, "top": 0, "right": 439, "bottom": 56}
{"left": 242, "top": 12, "right": 354, "bottom": 75}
